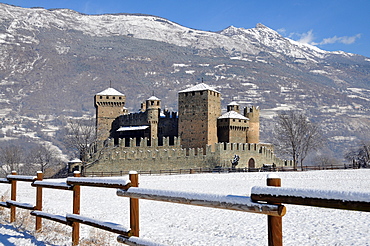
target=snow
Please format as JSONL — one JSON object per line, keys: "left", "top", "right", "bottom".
{"left": 227, "top": 101, "right": 239, "bottom": 106}
{"left": 66, "top": 213, "right": 129, "bottom": 234}
{"left": 218, "top": 111, "right": 249, "bottom": 120}
{"left": 118, "top": 235, "right": 166, "bottom": 246}
{"left": 0, "top": 3, "right": 328, "bottom": 60}
{"left": 96, "top": 88, "right": 124, "bottom": 96}
{"left": 6, "top": 200, "right": 34, "bottom": 209}
{"left": 117, "top": 187, "right": 280, "bottom": 214}
{"left": 179, "top": 83, "right": 219, "bottom": 93}
{"left": 267, "top": 173, "right": 280, "bottom": 179}
{"left": 147, "top": 96, "right": 160, "bottom": 101}
{"left": 0, "top": 178, "right": 10, "bottom": 184}
{"left": 31, "top": 211, "right": 68, "bottom": 224}
{"left": 6, "top": 175, "right": 36, "bottom": 181}
{"left": 0, "top": 170, "right": 370, "bottom": 245}
{"left": 251, "top": 186, "right": 370, "bottom": 203}
{"left": 33, "top": 180, "right": 72, "bottom": 190}
{"left": 66, "top": 177, "right": 130, "bottom": 187}
{"left": 117, "top": 126, "right": 149, "bottom": 132}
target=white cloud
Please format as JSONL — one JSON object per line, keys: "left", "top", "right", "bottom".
{"left": 291, "top": 30, "right": 361, "bottom": 46}
{"left": 297, "top": 30, "right": 315, "bottom": 44}
{"left": 315, "top": 34, "right": 362, "bottom": 45}
{"left": 277, "top": 28, "right": 286, "bottom": 35}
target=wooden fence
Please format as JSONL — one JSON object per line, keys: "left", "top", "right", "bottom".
{"left": 83, "top": 164, "right": 357, "bottom": 177}
{"left": 0, "top": 170, "right": 369, "bottom": 246}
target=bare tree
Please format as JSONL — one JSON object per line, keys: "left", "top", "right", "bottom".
{"left": 64, "top": 118, "right": 97, "bottom": 164}
{"left": 64, "top": 118, "right": 108, "bottom": 172}
{"left": 313, "top": 154, "right": 338, "bottom": 168}
{"left": 0, "top": 145, "right": 23, "bottom": 175}
{"left": 275, "top": 111, "right": 323, "bottom": 170}
{"left": 30, "top": 144, "right": 61, "bottom": 172}
{"left": 345, "top": 141, "right": 370, "bottom": 168}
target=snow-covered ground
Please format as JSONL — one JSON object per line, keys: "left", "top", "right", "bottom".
{"left": 0, "top": 169, "right": 369, "bottom": 245}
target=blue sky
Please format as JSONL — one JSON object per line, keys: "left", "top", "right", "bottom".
{"left": 3, "top": 0, "right": 370, "bottom": 57}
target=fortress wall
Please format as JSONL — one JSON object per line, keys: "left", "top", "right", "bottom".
{"left": 87, "top": 138, "right": 291, "bottom": 172}
{"left": 213, "top": 143, "right": 291, "bottom": 168}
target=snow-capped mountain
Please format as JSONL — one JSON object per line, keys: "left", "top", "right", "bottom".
{"left": 0, "top": 3, "right": 369, "bottom": 161}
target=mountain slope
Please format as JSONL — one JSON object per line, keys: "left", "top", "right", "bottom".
{"left": 0, "top": 3, "right": 370, "bottom": 161}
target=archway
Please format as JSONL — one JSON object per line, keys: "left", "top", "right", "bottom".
{"left": 248, "top": 158, "right": 255, "bottom": 168}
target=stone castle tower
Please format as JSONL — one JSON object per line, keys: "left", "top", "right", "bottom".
{"left": 94, "top": 88, "right": 126, "bottom": 140}
{"left": 178, "top": 83, "right": 221, "bottom": 149}
{"left": 145, "top": 96, "right": 161, "bottom": 139}
{"left": 217, "top": 102, "right": 249, "bottom": 144}
{"left": 244, "top": 106, "right": 260, "bottom": 143}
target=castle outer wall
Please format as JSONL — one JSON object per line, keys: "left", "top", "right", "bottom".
{"left": 86, "top": 137, "right": 292, "bottom": 172}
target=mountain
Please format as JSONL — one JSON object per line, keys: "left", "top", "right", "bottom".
{"left": 1, "top": 3, "right": 370, "bottom": 161}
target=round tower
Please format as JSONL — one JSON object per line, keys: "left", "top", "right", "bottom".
{"left": 244, "top": 106, "right": 260, "bottom": 143}
{"left": 146, "top": 96, "right": 161, "bottom": 139}
{"left": 227, "top": 101, "right": 240, "bottom": 113}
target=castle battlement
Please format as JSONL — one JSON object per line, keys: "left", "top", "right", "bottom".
{"left": 106, "top": 136, "right": 181, "bottom": 148}
{"left": 91, "top": 138, "right": 292, "bottom": 173}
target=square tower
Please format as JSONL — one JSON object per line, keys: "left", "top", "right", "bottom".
{"left": 95, "top": 88, "right": 126, "bottom": 140}
{"left": 217, "top": 110, "right": 249, "bottom": 143}
{"left": 178, "top": 83, "right": 221, "bottom": 149}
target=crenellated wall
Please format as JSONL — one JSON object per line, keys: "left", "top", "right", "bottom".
{"left": 86, "top": 137, "right": 292, "bottom": 172}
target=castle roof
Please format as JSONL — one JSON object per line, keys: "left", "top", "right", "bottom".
{"left": 117, "top": 126, "right": 149, "bottom": 132}
{"left": 218, "top": 111, "right": 249, "bottom": 120}
{"left": 147, "top": 96, "right": 160, "bottom": 101}
{"left": 97, "top": 88, "right": 124, "bottom": 96}
{"left": 68, "top": 158, "right": 82, "bottom": 163}
{"left": 228, "top": 101, "right": 239, "bottom": 106}
{"left": 179, "top": 83, "right": 220, "bottom": 93}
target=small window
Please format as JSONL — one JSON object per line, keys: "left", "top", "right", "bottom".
{"left": 100, "top": 96, "right": 103, "bottom": 99}
{"left": 106, "top": 96, "right": 109, "bottom": 99}
{"left": 113, "top": 96, "right": 115, "bottom": 99}
{"left": 119, "top": 97, "right": 122, "bottom": 100}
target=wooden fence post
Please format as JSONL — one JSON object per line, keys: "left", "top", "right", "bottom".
{"left": 129, "top": 171, "right": 139, "bottom": 237}
{"left": 10, "top": 170, "right": 17, "bottom": 223}
{"left": 35, "top": 171, "right": 43, "bottom": 231}
{"left": 267, "top": 174, "right": 283, "bottom": 246}
{"left": 72, "top": 171, "right": 81, "bottom": 245}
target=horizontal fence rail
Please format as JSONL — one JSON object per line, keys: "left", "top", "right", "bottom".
{"left": 0, "top": 170, "right": 369, "bottom": 246}
{"left": 66, "top": 213, "right": 131, "bottom": 236}
{"left": 67, "top": 177, "right": 131, "bottom": 189}
{"left": 117, "top": 187, "right": 286, "bottom": 216}
{"left": 251, "top": 186, "right": 370, "bottom": 212}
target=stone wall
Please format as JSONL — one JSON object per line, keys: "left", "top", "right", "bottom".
{"left": 86, "top": 137, "right": 292, "bottom": 172}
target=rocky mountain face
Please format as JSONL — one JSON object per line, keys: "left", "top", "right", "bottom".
{"left": 1, "top": 3, "right": 370, "bottom": 161}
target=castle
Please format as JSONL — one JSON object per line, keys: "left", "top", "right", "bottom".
{"left": 84, "top": 83, "right": 291, "bottom": 173}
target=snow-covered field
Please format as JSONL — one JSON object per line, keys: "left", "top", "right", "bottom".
{"left": 0, "top": 169, "right": 369, "bottom": 245}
